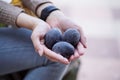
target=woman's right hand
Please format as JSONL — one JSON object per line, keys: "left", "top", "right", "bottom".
{"left": 17, "top": 13, "right": 69, "bottom": 64}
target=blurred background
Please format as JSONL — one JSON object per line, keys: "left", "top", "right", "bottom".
{"left": 52, "top": 0, "right": 120, "bottom": 80}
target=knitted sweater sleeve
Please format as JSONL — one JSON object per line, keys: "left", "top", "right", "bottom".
{"left": 0, "top": 1, "right": 24, "bottom": 27}
{"left": 22, "top": 0, "right": 51, "bottom": 15}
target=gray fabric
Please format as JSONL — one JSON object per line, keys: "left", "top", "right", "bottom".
{"left": 0, "top": 1, "right": 24, "bottom": 27}
{"left": 0, "top": 27, "right": 67, "bottom": 80}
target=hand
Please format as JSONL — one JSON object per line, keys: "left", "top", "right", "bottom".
{"left": 46, "top": 11, "right": 87, "bottom": 61}
{"left": 31, "top": 20, "right": 69, "bottom": 64}
{"left": 17, "top": 13, "right": 69, "bottom": 64}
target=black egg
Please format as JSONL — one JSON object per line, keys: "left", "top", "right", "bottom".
{"left": 63, "top": 28, "right": 80, "bottom": 47}
{"left": 44, "top": 28, "right": 62, "bottom": 49}
{"left": 52, "top": 41, "right": 75, "bottom": 59}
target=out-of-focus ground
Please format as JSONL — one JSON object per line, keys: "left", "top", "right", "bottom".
{"left": 52, "top": 0, "right": 120, "bottom": 80}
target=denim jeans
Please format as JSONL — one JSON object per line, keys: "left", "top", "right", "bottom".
{"left": 0, "top": 27, "right": 68, "bottom": 80}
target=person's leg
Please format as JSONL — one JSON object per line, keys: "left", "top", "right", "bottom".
{"left": 24, "top": 60, "right": 68, "bottom": 80}
{"left": 0, "top": 28, "right": 67, "bottom": 80}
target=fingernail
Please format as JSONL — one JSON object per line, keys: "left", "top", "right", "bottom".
{"left": 64, "top": 58, "right": 68, "bottom": 62}
{"left": 63, "top": 58, "right": 69, "bottom": 64}
{"left": 38, "top": 50, "right": 42, "bottom": 56}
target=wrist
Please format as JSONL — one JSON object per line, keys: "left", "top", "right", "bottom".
{"left": 46, "top": 10, "right": 65, "bottom": 27}
{"left": 17, "top": 13, "right": 42, "bottom": 30}
{"left": 37, "top": 3, "right": 53, "bottom": 17}
{"left": 46, "top": 10, "right": 65, "bottom": 21}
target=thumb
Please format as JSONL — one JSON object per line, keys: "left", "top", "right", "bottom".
{"left": 31, "top": 36, "right": 44, "bottom": 56}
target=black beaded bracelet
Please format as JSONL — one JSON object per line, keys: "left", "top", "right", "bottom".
{"left": 40, "top": 6, "right": 59, "bottom": 21}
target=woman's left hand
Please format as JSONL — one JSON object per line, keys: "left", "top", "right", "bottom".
{"left": 46, "top": 11, "right": 87, "bottom": 61}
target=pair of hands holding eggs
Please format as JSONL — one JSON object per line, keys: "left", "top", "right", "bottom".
{"left": 44, "top": 28, "right": 80, "bottom": 59}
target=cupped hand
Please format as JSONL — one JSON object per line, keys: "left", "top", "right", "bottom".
{"left": 31, "top": 19, "right": 69, "bottom": 64}
{"left": 46, "top": 11, "right": 87, "bottom": 61}
{"left": 17, "top": 13, "right": 69, "bottom": 64}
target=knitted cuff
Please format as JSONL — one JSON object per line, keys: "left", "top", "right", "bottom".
{"left": 22, "top": 0, "right": 52, "bottom": 15}
{"left": 0, "top": 1, "right": 24, "bottom": 28}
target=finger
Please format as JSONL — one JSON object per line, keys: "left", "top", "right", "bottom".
{"left": 77, "top": 27, "right": 87, "bottom": 48}
{"left": 40, "top": 39, "right": 45, "bottom": 45}
{"left": 74, "top": 50, "right": 80, "bottom": 58}
{"left": 46, "top": 55, "right": 62, "bottom": 62}
{"left": 31, "top": 35, "right": 44, "bottom": 56}
{"left": 44, "top": 46, "right": 69, "bottom": 64}
{"left": 43, "top": 46, "right": 70, "bottom": 64}
{"left": 69, "top": 50, "right": 80, "bottom": 61}
{"left": 81, "top": 36, "right": 87, "bottom": 48}
{"left": 69, "top": 55, "right": 74, "bottom": 61}
{"left": 77, "top": 42, "right": 86, "bottom": 55}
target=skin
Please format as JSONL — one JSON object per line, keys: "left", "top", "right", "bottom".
{"left": 46, "top": 10, "right": 87, "bottom": 61}
{"left": 16, "top": 2, "right": 87, "bottom": 64}
{"left": 17, "top": 13, "right": 69, "bottom": 64}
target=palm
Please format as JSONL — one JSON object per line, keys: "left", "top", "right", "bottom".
{"left": 46, "top": 12, "right": 87, "bottom": 61}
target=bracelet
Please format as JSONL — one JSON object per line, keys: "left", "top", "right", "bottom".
{"left": 40, "top": 6, "right": 59, "bottom": 21}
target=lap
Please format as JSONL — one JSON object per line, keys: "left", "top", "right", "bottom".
{"left": 0, "top": 28, "right": 67, "bottom": 77}
{"left": 0, "top": 27, "right": 80, "bottom": 80}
